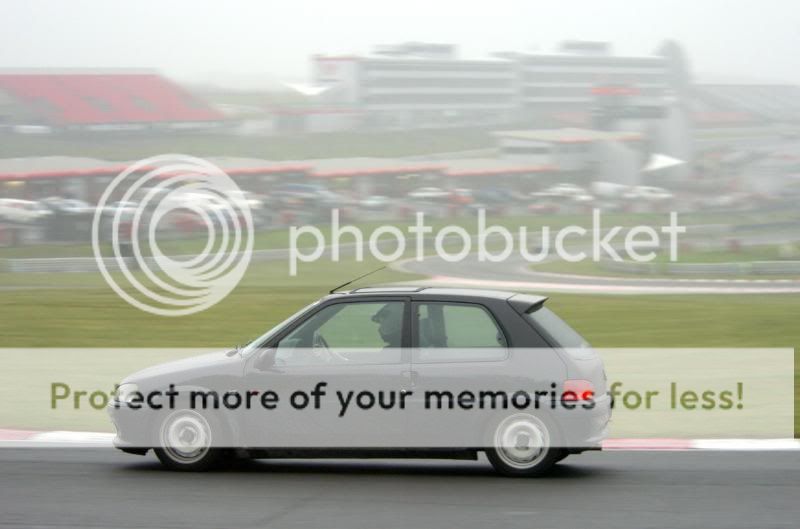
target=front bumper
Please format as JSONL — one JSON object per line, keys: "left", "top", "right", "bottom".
{"left": 107, "top": 401, "right": 153, "bottom": 451}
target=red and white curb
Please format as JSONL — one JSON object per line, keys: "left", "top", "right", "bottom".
{"left": 603, "top": 438, "right": 800, "bottom": 451}
{"left": 0, "top": 429, "right": 798, "bottom": 450}
{"left": 0, "top": 429, "right": 115, "bottom": 447}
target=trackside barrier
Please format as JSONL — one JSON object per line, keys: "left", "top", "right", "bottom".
{"left": 663, "top": 263, "right": 745, "bottom": 275}
{"left": 599, "top": 259, "right": 800, "bottom": 276}
{"left": 5, "top": 251, "right": 284, "bottom": 273}
{"left": 3, "top": 241, "right": 393, "bottom": 273}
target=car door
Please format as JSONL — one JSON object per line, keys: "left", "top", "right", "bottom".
{"left": 243, "top": 297, "right": 411, "bottom": 449}
{"left": 408, "top": 300, "right": 512, "bottom": 448}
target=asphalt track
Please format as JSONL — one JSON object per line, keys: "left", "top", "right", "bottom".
{"left": 396, "top": 254, "right": 800, "bottom": 294}
{"left": 0, "top": 448, "right": 797, "bottom": 528}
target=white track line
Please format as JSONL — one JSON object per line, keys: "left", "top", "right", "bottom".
{"left": 424, "top": 274, "right": 800, "bottom": 295}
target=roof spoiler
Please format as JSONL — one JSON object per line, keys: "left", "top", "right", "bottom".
{"left": 508, "top": 293, "right": 548, "bottom": 315}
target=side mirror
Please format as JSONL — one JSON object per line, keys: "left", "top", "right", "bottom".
{"left": 255, "top": 348, "right": 277, "bottom": 370}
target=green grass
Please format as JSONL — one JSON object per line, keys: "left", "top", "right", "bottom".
{"left": 0, "top": 258, "right": 421, "bottom": 346}
{"left": 0, "top": 127, "right": 496, "bottom": 160}
{"left": 3, "top": 271, "right": 798, "bottom": 350}
{"left": 2, "top": 209, "right": 792, "bottom": 260}
{"left": 544, "top": 294, "right": 800, "bottom": 352}
{"left": 0, "top": 212, "right": 667, "bottom": 259}
{"left": 649, "top": 245, "right": 799, "bottom": 264}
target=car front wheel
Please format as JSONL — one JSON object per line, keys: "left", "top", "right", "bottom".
{"left": 153, "top": 409, "right": 225, "bottom": 471}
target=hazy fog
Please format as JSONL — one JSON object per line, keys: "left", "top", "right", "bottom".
{"left": 0, "top": 0, "right": 798, "bottom": 88}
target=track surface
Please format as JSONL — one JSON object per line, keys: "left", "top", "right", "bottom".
{"left": 1, "top": 449, "right": 797, "bottom": 528}
{"left": 398, "top": 253, "right": 800, "bottom": 294}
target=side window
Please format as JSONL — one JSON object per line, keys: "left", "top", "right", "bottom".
{"left": 275, "top": 301, "right": 404, "bottom": 366}
{"left": 415, "top": 303, "right": 507, "bottom": 363}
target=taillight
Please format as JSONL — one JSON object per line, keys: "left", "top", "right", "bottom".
{"left": 563, "top": 379, "right": 595, "bottom": 401}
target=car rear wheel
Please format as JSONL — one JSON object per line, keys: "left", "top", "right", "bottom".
{"left": 154, "top": 409, "right": 224, "bottom": 471}
{"left": 485, "top": 413, "right": 560, "bottom": 477}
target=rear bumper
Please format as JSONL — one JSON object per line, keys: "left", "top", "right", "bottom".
{"left": 552, "top": 393, "right": 612, "bottom": 449}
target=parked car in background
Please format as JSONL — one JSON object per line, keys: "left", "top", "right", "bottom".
{"left": 360, "top": 195, "right": 390, "bottom": 210}
{"left": 450, "top": 188, "right": 474, "bottom": 205}
{"left": 41, "top": 197, "right": 93, "bottom": 215}
{"left": 274, "top": 183, "right": 333, "bottom": 203}
{"left": 543, "top": 183, "right": 587, "bottom": 198}
{"left": 590, "top": 181, "right": 630, "bottom": 199}
{"left": 468, "top": 187, "right": 515, "bottom": 215}
{"left": 99, "top": 201, "right": 140, "bottom": 218}
{"left": 0, "top": 199, "right": 52, "bottom": 224}
{"left": 226, "top": 189, "right": 264, "bottom": 211}
{"left": 624, "top": 186, "right": 674, "bottom": 202}
{"left": 408, "top": 187, "right": 449, "bottom": 199}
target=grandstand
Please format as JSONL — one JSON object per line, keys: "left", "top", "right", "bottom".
{"left": 692, "top": 84, "right": 800, "bottom": 125}
{"left": 310, "top": 40, "right": 800, "bottom": 133}
{"left": 312, "top": 41, "right": 681, "bottom": 129}
{"left": 0, "top": 71, "right": 224, "bottom": 132}
{"left": 312, "top": 47, "right": 517, "bottom": 129}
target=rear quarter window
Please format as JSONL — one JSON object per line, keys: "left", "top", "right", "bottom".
{"left": 525, "top": 307, "right": 589, "bottom": 349}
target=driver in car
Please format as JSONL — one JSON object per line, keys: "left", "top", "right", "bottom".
{"left": 372, "top": 302, "right": 402, "bottom": 349}
{"left": 281, "top": 302, "right": 404, "bottom": 366}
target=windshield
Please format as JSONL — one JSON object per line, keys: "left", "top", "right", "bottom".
{"left": 525, "top": 307, "right": 589, "bottom": 349}
{"left": 240, "top": 300, "right": 320, "bottom": 356}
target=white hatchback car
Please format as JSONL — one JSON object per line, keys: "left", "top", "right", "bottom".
{"left": 0, "top": 199, "right": 52, "bottom": 224}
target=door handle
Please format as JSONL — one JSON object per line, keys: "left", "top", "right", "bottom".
{"left": 402, "top": 370, "right": 418, "bottom": 389}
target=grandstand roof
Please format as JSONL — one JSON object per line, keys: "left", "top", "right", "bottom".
{"left": 0, "top": 156, "right": 307, "bottom": 182}
{"left": 0, "top": 73, "right": 223, "bottom": 125}
{"left": 305, "top": 157, "right": 444, "bottom": 178}
{"left": 438, "top": 158, "right": 555, "bottom": 176}
{"left": 0, "top": 156, "right": 556, "bottom": 182}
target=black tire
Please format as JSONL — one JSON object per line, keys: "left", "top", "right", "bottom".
{"left": 153, "top": 409, "right": 226, "bottom": 471}
{"left": 484, "top": 413, "right": 561, "bottom": 477}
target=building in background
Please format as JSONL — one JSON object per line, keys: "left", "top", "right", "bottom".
{"left": 311, "top": 40, "right": 693, "bottom": 182}
{"left": 312, "top": 41, "right": 683, "bottom": 129}
{"left": 514, "top": 40, "right": 671, "bottom": 126}
{"left": 312, "top": 43, "right": 518, "bottom": 130}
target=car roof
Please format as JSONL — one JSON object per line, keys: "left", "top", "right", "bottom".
{"left": 326, "top": 286, "right": 547, "bottom": 306}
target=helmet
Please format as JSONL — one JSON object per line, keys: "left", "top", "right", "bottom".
{"left": 372, "top": 303, "right": 403, "bottom": 345}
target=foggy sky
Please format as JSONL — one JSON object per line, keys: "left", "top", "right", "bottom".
{"left": 1, "top": 0, "right": 798, "bottom": 88}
